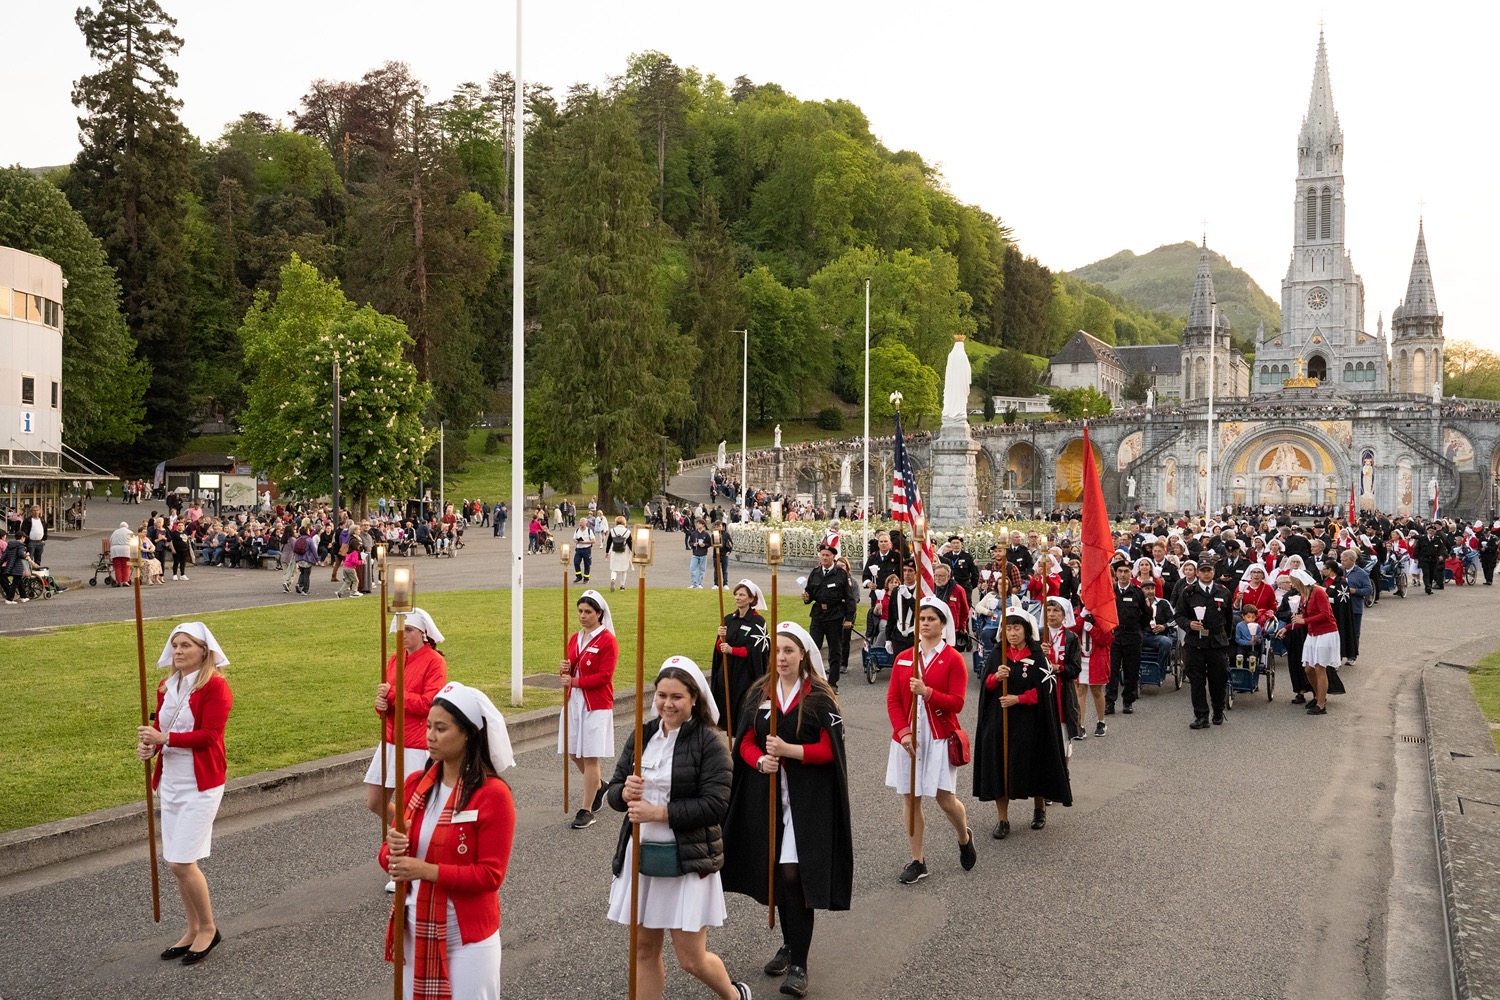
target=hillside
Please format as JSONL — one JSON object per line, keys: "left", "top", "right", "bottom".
{"left": 1070, "top": 242, "right": 1281, "bottom": 345}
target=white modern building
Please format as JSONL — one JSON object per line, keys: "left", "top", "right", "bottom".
{"left": 1, "top": 246, "right": 71, "bottom": 524}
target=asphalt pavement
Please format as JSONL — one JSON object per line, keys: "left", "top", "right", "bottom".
{"left": 1, "top": 562, "right": 1485, "bottom": 999}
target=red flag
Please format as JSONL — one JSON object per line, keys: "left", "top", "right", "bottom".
{"left": 1348, "top": 484, "right": 1355, "bottom": 526}
{"left": 1079, "top": 425, "right": 1118, "bottom": 637}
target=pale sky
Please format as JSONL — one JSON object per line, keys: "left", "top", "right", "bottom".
{"left": 6, "top": 1, "right": 1497, "bottom": 352}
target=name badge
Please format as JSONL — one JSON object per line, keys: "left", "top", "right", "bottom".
{"left": 585, "top": 646, "right": 600, "bottom": 654}
{"left": 1122, "top": 597, "right": 1133, "bottom": 603}
{"left": 452, "top": 810, "right": 479, "bottom": 823}
{"left": 825, "top": 581, "right": 837, "bottom": 588}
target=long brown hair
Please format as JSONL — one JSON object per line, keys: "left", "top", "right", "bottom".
{"left": 755, "top": 632, "right": 837, "bottom": 734}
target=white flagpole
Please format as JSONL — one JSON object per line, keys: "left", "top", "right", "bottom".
{"left": 741, "top": 328, "right": 748, "bottom": 514}
{"left": 1206, "top": 299, "right": 1216, "bottom": 524}
{"left": 509, "top": 0, "right": 525, "bottom": 705}
{"left": 862, "top": 277, "right": 871, "bottom": 561}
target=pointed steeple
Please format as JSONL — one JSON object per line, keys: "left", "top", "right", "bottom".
{"left": 1399, "top": 219, "right": 1439, "bottom": 318}
{"left": 1187, "top": 240, "right": 1220, "bottom": 331}
{"left": 1300, "top": 30, "right": 1343, "bottom": 155}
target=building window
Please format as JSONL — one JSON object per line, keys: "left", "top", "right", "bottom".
{"left": 1070, "top": 363, "right": 1079, "bottom": 373}
{"left": 44, "top": 299, "right": 59, "bottom": 327}
{"left": 1305, "top": 189, "right": 1317, "bottom": 240}
{"left": 0, "top": 287, "right": 9, "bottom": 317}
{"left": 21, "top": 375, "right": 35, "bottom": 406}
{"left": 1320, "top": 186, "right": 1332, "bottom": 240}
{"left": 12, "top": 290, "right": 25, "bottom": 319}
{"left": 51, "top": 381, "right": 59, "bottom": 408}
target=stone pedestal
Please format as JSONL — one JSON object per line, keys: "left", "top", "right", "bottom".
{"left": 929, "top": 428, "right": 979, "bottom": 530}
{"left": 773, "top": 446, "right": 783, "bottom": 494}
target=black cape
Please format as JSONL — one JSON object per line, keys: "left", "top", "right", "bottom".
{"left": 1327, "top": 575, "right": 1356, "bottom": 662}
{"left": 1044, "top": 629, "right": 1083, "bottom": 738}
{"left": 721, "top": 682, "right": 853, "bottom": 912}
{"left": 709, "top": 610, "right": 769, "bottom": 733}
{"left": 973, "top": 639, "right": 1073, "bottom": 805}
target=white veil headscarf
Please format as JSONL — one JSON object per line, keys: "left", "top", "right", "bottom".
{"left": 734, "top": 579, "right": 768, "bottom": 612}
{"left": 1043, "top": 595, "right": 1076, "bottom": 629}
{"left": 652, "top": 656, "right": 719, "bottom": 725}
{"left": 156, "top": 622, "right": 230, "bottom": 669}
{"left": 389, "top": 607, "right": 445, "bottom": 644}
{"left": 576, "top": 589, "right": 615, "bottom": 633}
{"left": 918, "top": 596, "right": 958, "bottom": 647}
{"left": 432, "top": 682, "right": 515, "bottom": 774}
{"left": 775, "top": 621, "right": 826, "bottom": 679}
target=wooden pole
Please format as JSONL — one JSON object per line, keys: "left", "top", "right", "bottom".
{"left": 562, "top": 561, "right": 571, "bottom": 813}
{"left": 629, "top": 565, "right": 647, "bottom": 1000}
{"left": 907, "top": 535, "right": 921, "bottom": 837}
{"left": 391, "top": 611, "right": 408, "bottom": 1000}
{"left": 132, "top": 554, "right": 160, "bottom": 923}
{"left": 1000, "top": 536, "right": 1010, "bottom": 802}
{"left": 379, "top": 559, "right": 388, "bottom": 840}
{"left": 767, "top": 562, "right": 779, "bottom": 925}
{"left": 714, "top": 537, "right": 730, "bottom": 733}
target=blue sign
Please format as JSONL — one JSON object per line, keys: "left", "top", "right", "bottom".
{"left": 21, "top": 411, "right": 33, "bottom": 434}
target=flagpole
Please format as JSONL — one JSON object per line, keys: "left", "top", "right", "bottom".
{"left": 862, "top": 277, "right": 871, "bottom": 560}
{"left": 740, "top": 328, "right": 749, "bottom": 513}
{"left": 1206, "top": 299, "right": 1216, "bottom": 525}
{"left": 509, "top": 0, "right": 526, "bottom": 706}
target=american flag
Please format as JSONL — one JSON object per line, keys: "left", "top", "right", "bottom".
{"left": 891, "top": 410, "right": 935, "bottom": 592}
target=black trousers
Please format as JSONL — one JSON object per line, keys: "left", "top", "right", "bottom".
{"left": 1107, "top": 640, "right": 1140, "bottom": 706}
{"left": 1420, "top": 558, "right": 1442, "bottom": 591}
{"left": 1483, "top": 557, "right": 1496, "bottom": 585}
{"left": 809, "top": 617, "right": 849, "bottom": 687}
{"left": 1185, "top": 643, "right": 1228, "bottom": 718}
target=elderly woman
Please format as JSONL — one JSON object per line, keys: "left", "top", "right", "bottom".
{"left": 1286, "top": 569, "right": 1338, "bottom": 715}
{"left": 136, "top": 623, "right": 234, "bottom": 965}
{"left": 109, "top": 521, "right": 134, "bottom": 586}
{"left": 709, "top": 580, "right": 769, "bottom": 736}
{"left": 1235, "top": 563, "right": 1279, "bottom": 624}
{"left": 604, "top": 657, "right": 750, "bottom": 1000}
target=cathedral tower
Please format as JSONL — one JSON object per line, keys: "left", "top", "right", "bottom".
{"left": 1255, "top": 31, "right": 1387, "bottom": 393}
{"left": 1390, "top": 220, "right": 1444, "bottom": 395}
{"left": 1180, "top": 241, "right": 1241, "bottom": 399}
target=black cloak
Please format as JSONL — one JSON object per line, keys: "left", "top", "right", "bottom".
{"left": 1044, "top": 628, "right": 1083, "bottom": 739}
{"left": 973, "top": 639, "right": 1073, "bottom": 805}
{"left": 709, "top": 609, "right": 769, "bottom": 732}
{"left": 721, "top": 681, "right": 853, "bottom": 912}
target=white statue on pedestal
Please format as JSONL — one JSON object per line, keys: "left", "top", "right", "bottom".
{"left": 773, "top": 424, "right": 782, "bottom": 449}
{"left": 840, "top": 455, "right": 852, "bottom": 495}
{"left": 941, "top": 336, "right": 972, "bottom": 430}
{"left": 717, "top": 440, "right": 727, "bottom": 469}
{"left": 1145, "top": 388, "right": 1155, "bottom": 409}
{"left": 1126, "top": 475, "right": 1137, "bottom": 499}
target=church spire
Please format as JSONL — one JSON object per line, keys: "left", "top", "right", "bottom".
{"left": 1399, "top": 219, "right": 1440, "bottom": 318}
{"left": 1299, "top": 30, "right": 1343, "bottom": 164}
{"left": 1187, "top": 242, "right": 1220, "bottom": 331}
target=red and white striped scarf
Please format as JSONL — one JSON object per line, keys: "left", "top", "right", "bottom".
{"left": 390, "top": 766, "right": 460, "bottom": 1000}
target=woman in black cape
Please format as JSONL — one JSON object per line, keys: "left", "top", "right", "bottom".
{"left": 1275, "top": 575, "right": 1312, "bottom": 702}
{"left": 709, "top": 580, "right": 770, "bottom": 732}
{"left": 974, "top": 605, "right": 1073, "bottom": 839}
{"left": 1323, "top": 561, "right": 1355, "bottom": 666}
{"left": 722, "top": 621, "right": 852, "bottom": 999}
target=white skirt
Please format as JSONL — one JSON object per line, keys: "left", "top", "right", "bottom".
{"left": 159, "top": 753, "right": 224, "bottom": 864}
{"left": 1302, "top": 630, "right": 1341, "bottom": 669}
{"left": 606, "top": 869, "right": 726, "bottom": 932}
{"left": 401, "top": 898, "right": 501, "bottom": 1000}
{"left": 557, "top": 690, "right": 615, "bottom": 759}
{"left": 883, "top": 705, "right": 956, "bottom": 797}
{"left": 363, "top": 743, "right": 432, "bottom": 788}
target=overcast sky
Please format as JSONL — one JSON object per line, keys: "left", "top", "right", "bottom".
{"left": 6, "top": 1, "right": 1496, "bottom": 352}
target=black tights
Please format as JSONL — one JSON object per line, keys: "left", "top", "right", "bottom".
{"left": 775, "top": 863, "right": 815, "bottom": 967}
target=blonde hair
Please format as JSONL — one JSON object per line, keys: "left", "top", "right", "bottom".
{"left": 159, "top": 634, "right": 225, "bottom": 694}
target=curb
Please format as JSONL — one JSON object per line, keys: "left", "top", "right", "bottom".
{"left": 1420, "top": 661, "right": 1500, "bottom": 1000}
{"left": 0, "top": 689, "right": 644, "bottom": 880}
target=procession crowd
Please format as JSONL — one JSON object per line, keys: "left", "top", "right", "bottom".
{"left": 125, "top": 496, "right": 1497, "bottom": 999}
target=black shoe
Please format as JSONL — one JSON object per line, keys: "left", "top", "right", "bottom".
{"left": 898, "top": 859, "right": 928, "bottom": 884}
{"left": 569, "top": 808, "right": 595, "bottom": 829}
{"left": 1212, "top": 713, "right": 1224, "bottom": 725}
{"left": 1190, "top": 717, "right": 1211, "bottom": 730}
{"left": 591, "top": 783, "right": 608, "bottom": 813}
{"left": 282, "top": 583, "right": 290, "bottom": 593}
{"left": 1307, "top": 703, "right": 1328, "bottom": 715}
{"left": 959, "top": 828, "right": 976, "bottom": 870}
{"left": 1094, "top": 721, "right": 1107, "bottom": 738}
{"left": 764, "top": 946, "right": 791, "bottom": 977}
{"left": 781, "top": 965, "right": 808, "bottom": 998}
{"left": 159, "top": 942, "right": 191, "bottom": 960}
{"left": 1031, "top": 809, "right": 1046, "bottom": 830}
{"left": 1122, "top": 704, "right": 1134, "bottom": 715}
{"left": 180, "top": 929, "right": 222, "bottom": 965}
{"left": 1292, "top": 693, "right": 1306, "bottom": 705}
{"left": 1104, "top": 704, "right": 1116, "bottom": 716}
{"left": 992, "top": 820, "right": 1010, "bottom": 840}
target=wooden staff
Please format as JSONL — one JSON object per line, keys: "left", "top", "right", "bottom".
{"left": 130, "top": 536, "right": 160, "bottom": 922}
{"left": 378, "top": 546, "right": 389, "bottom": 840}
{"left": 628, "top": 528, "right": 654, "bottom": 1000}
{"left": 907, "top": 519, "right": 924, "bottom": 838}
{"left": 767, "top": 665, "right": 778, "bottom": 929}
{"left": 390, "top": 601, "right": 410, "bottom": 1000}
{"left": 999, "top": 530, "right": 1009, "bottom": 802}
{"left": 713, "top": 530, "right": 730, "bottom": 734}
{"left": 561, "top": 542, "right": 573, "bottom": 813}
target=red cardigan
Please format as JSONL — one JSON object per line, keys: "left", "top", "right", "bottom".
{"left": 381, "top": 773, "right": 516, "bottom": 954}
{"left": 152, "top": 673, "right": 232, "bottom": 792}
{"left": 564, "top": 628, "right": 617, "bottom": 711}
{"left": 380, "top": 645, "right": 448, "bottom": 749}
{"left": 1301, "top": 584, "right": 1337, "bottom": 636}
{"left": 737, "top": 687, "right": 835, "bottom": 766}
{"left": 886, "top": 643, "right": 967, "bottom": 743}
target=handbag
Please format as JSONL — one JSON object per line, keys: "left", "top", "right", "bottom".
{"left": 638, "top": 840, "right": 681, "bottom": 878}
{"left": 947, "top": 727, "right": 971, "bottom": 767}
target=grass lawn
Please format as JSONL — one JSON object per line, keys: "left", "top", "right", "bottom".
{"left": 4, "top": 586, "right": 739, "bottom": 832}
{"left": 1471, "top": 649, "right": 1500, "bottom": 753}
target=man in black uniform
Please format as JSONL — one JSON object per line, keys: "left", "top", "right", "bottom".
{"left": 1480, "top": 526, "right": 1499, "bottom": 586}
{"left": 942, "top": 535, "right": 979, "bottom": 597}
{"left": 1415, "top": 523, "right": 1446, "bottom": 593}
{"left": 802, "top": 545, "right": 856, "bottom": 689}
{"left": 1215, "top": 541, "right": 1250, "bottom": 594}
{"left": 862, "top": 530, "right": 900, "bottom": 634}
{"left": 1175, "top": 560, "right": 1233, "bottom": 729}
{"left": 1106, "top": 560, "right": 1148, "bottom": 715}
{"left": 1006, "top": 530, "right": 1034, "bottom": 578}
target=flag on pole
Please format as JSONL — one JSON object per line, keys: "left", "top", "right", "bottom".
{"left": 1348, "top": 484, "right": 1356, "bottom": 526}
{"left": 1079, "top": 424, "right": 1118, "bottom": 637}
{"left": 890, "top": 410, "right": 935, "bottom": 592}
{"left": 1432, "top": 482, "right": 1441, "bottom": 521}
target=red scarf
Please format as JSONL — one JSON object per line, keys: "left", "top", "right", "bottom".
{"left": 392, "top": 765, "right": 461, "bottom": 1000}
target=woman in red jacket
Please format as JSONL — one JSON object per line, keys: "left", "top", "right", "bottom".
{"left": 1288, "top": 569, "right": 1338, "bottom": 715}
{"left": 884, "top": 597, "right": 976, "bottom": 884}
{"left": 383, "top": 681, "right": 516, "bottom": 1000}
{"left": 135, "top": 622, "right": 233, "bottom": 965}
{"left": 1235, "top": 563, "right": 1279, "bottom": 624}
{"left": 367, "top": 609, "right": 449, "bottom": 878}
{"left": 558, "top": 589, "right": 618, "bottom": 830}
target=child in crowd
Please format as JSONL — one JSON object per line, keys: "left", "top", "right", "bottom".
{"left": 1233, "top": 606, "right": 1262, "bottom": 663}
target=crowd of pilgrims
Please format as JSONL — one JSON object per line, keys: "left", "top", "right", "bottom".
{"left": 135, "top": 504, "right": 1497, "bottom": 999}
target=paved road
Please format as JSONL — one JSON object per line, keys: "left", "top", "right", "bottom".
{"left": 2, "top": 571, "right": 1485, "bottom": 998}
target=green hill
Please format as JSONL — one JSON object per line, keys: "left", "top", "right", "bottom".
{"left": 1070, "top": 242, "right": 1281, "bottom": 344}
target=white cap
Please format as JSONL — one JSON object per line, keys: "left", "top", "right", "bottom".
{"left": 775, "top": 621, "right": 826, "bottom": 679}
{"left": 157, "top": 622, "right": 230, "bottom": 669}
{"left": 918, "top": 596, "right": 958, "bottom": 647}
{"left": 1043, "top": 595, "right": 1075, "bottom": 628}
{"left": 390, "top": 607, "right": 445, "bottom": 644}
{"left": 734, "top": 579, "right": 767, "bottom": 611}
{"left": 576, "top": 589, "right": 615, "bottom": 633}
{"left": 653, "top": 656, "right": 719, "bottom": 725}
{"left": 432, "top": 682, "right": 515, "bottom": 773}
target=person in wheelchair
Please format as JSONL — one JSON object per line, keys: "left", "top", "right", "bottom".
{"left": 1142, "top": 594, "right": 1175, "bottom": 666}
{"left": 1233, "top": 606, "right": 1264, "bottom": 665}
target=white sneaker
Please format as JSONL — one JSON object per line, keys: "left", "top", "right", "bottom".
{"left": 180, "top": 575, "right": 189, "bottom": 581}
{"left": 3, "top": 600, "right": 15, "bottom": 605}
{"left": 171, "top": 574, "right": 178, "bottom": 581}
{"left": 385, "top": 880, "right": 396, "bottom": 893}
{"left": 351, "top": 592, "right": 363, "bottom": 598}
